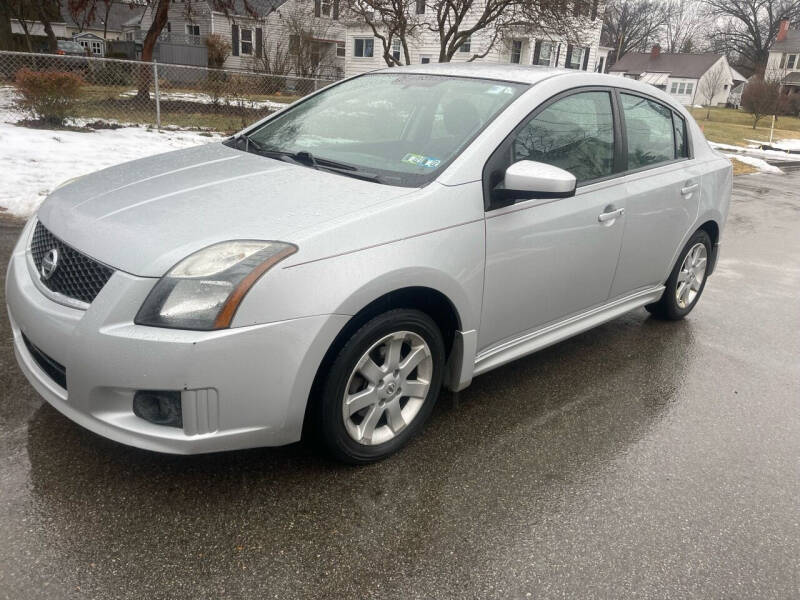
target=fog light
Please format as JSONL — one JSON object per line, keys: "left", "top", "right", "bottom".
{"left": 133, "top": 390, "right": 183, "bottom": 428}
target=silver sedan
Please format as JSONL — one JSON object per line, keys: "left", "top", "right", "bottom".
{"left": 6, "top": 64, "right": 731, "bottom": 463}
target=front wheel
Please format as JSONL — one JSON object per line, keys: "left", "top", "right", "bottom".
{"left": 314, "top": 309, "right": 445, "bottom": 464}
{"left": 646, "top": 230, "right": 711, "bottom": 320}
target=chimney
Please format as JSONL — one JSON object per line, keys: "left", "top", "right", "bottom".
{"left": 777, "top": 19, "right": 790, "bottom": 42}
{"left": 651, "top": 44, "right": 661, "bottom": 58}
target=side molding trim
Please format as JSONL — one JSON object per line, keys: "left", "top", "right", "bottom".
{"left": 473, "top": 286, "right": 665, "bottom": 377}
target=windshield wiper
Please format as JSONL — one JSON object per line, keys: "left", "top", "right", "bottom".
{"left": 257, "top": 149, "right": 382, "bottom": 183}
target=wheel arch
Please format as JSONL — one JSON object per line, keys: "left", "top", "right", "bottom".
{"left": 302, "top": 283, "right": 469, "bottom": 437}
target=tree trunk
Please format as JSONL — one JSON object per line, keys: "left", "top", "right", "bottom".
{"left": 0, "top": 0, "right": 13, "bottom": 51}
{"left": 137, "top": 0, "right": 170, "bottom": 99}
{"left": 33, "top": 0, "right": 58, "bottom": 53}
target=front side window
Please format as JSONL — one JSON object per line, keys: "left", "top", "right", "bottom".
{"left": 512, "top": 91, "right": 615, "bottom": 183}
{"left": 621, "top": 93, "right": 676, "bottom": 169}
{"left": 240, "top": 28, "right": 253, "bottom": 55}
{"left": 354, "top": 38, "right": 374, "bottom": 57}
{"left": 244, "top": 74, "right": 526, "bottom": 187}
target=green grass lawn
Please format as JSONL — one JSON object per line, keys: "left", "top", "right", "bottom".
{"left": 689, "top": 106, "right": 800, "bottom": 147}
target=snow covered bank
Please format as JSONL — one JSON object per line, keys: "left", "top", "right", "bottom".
{"left": 0, "top": 121, "right": 222, "bottom": 217}
{"left": 725, "top": 154, "right": 784, "bottom": 174}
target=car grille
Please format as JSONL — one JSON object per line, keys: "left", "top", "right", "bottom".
{"left": 22, "top": 333, "right": 67, "bottom": 390}
{"left": 30, "top": 221, "right": 115, "bottom": 305}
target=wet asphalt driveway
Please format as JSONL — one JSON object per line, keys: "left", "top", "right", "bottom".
{"left": 1, "top": 172, "right": 799, "bottom": 599}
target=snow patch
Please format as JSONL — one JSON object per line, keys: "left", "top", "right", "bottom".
{"left": 0, "top": 120, "right": 222, "bottom": 217}
{"left": 724, "top": 153, "right": 784, "bottom": 174}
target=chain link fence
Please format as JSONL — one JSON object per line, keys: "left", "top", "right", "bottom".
{"left": 0, "top": 50, "right": 338, "bottom": 133}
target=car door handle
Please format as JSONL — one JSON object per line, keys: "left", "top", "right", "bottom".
{"left": 681, "top": 183, "right": 699, "bottom": 195}
{"left": 598, "top": 207, "right": 625, "bottom": 222}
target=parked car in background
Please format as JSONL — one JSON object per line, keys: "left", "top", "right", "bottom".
{"left": 7, "top": 64, "right": 732, "bottom": 463}
{"left": 55, "top": 40, "right": 88, "bottom": 56}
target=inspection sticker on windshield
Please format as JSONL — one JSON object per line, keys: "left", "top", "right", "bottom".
{"left": 402, "top": 153, "right": 441, "bottom": 168}
{"left": 486, "top": 85, "right": 514, "bottom": 95}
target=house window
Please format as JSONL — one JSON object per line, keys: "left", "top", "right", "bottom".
{"left": 91, "top": 40, "right": 102, "bottom": 55}
{"left": 416, "top": 0, "right": 425, "bottom": 14}
{"left": 566, "top": 46, "right": 584, "bottom": 69}
{"left": 125, "top": 31, "right": 134, "bottom": 41}
{"left": 354, "top": 38, "right": 374, "bottom": 58}
{"left": 421, "top": 56, "right": 430, "bottom": 64}
{"left": 185, "top": 24, "right": 200, "bottom": 36}
{"left": 534, "top": 41, "right": 554, "bottom": 66}
{"left": 336, "top": 41, "right": 345, "bottom": 57}
{"left": 321, "top": 0, "right": 332, "bottom": 17}
{"left": 780, "top": 54, "right": 787, "bottom": 68}
{"left": 166, "top": 22, "right": 171, "bottom": 32}
{"left": 510, "top": 40, "right": 522, "bottom": 64}
{"left": 677, "top": 82, "right": 686, "bottom": 94}
{"left": 459, "top": 36, "right": 471, "bottom": 53}
{"left": 240, "top": 28, "right": 253, "bottom": 55}
{"left": 670, "top": 82, "right": 678, "bottom": 93}
{"left": 685, "top": 82, "right": 694, "bottom": 95}
{"left": 392, "top": 38, "right": 401, "bottom": 62}
{"left": 788, "top": 54, "right": 797, "bottom": 69}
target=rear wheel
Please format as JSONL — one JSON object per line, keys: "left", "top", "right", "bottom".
{"left": 314, "top": 309, "right": 445, "bottom": 464}
{"left": 646, "top": 230, "right": 711, "bottom": 320}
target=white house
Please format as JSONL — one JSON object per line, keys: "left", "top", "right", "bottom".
{"left": 766, "top": 20, "right": 800, "bottom": 96}
{"left": 609, "top": 46, "right": 740, "bottom": 106}
{"left": 341, "top": 6, "right": 606, "bottom": 78}
{"left": 134, "top": 0, "right": 605, "bottom": 78}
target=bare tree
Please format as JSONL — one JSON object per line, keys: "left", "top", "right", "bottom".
{"left": 741, "top": 75, "right": 781, "bottom": 129}
{"left": 662, "top": 0, "right": 702, "bottom": 53}
{"left": 698, "top": 61, "right": 727, "bottom": 119}
{"left": 342, "top": 0, "right": 423, "bottom": 66}
{"left": 6, "top": 0, "right": 59, "bottom": 52}
{"left": 0, "top": 0, "right": 12, "bottom": 51}
{"left": 428, "top": 0, "right": 583, "bottom": 64}
{"left": 704, "top": 0, "right": 800, "bottom": 71}
{"left": 280, "top": 6, "right": 339, "bottom": 77}
{"left": 601, "top": 0, "right": 668, "bottom": 67}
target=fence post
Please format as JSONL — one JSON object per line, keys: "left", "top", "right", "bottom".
{"left": 153, "top": 59, "right": 161, "bottom": 130}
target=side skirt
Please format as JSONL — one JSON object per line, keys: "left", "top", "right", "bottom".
{"left": 472, "top": 286, "right": 665, "bottom": 378}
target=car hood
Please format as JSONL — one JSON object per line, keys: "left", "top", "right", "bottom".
{"left": 38, "top": 143, "right": 414, "bottom": 277}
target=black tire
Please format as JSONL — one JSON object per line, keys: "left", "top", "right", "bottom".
{"left": 646, "top": 230, "right": 712, "bottom": 320}
{"left": 313, "top": 309, "right": 446, "bottom": 464}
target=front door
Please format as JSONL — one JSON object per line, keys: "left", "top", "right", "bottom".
{"left": 479, "top": 89, "right": 627, "bottom": 351}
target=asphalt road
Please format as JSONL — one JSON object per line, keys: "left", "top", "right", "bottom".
{"left": 1, "top": 172, "right": 799, "bottom": 600}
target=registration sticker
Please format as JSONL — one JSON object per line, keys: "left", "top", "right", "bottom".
{"left": 486, "top": 85, "right": 514, "bottom": 95}
{"left": 402, "top": 153, "right": 441, "bottom": 168}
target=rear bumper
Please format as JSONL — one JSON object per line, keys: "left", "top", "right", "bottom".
{"left": 6, "top": 229, "right": 348, "bottom": 454}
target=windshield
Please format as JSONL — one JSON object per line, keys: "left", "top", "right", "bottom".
{"left": 242, "top": 73, "right": 527, "bottom": 186}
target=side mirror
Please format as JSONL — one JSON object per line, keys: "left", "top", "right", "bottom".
{"left": 492, "top": 160, "right": 577, "bottom": 206}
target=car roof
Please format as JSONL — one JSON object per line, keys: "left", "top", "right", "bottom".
{"left": 371, "top": 63, "right": 565, "bottom": 85}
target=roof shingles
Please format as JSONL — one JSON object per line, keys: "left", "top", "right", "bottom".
{"left": 609, "top": 52, "right": 723, "bottom": 79}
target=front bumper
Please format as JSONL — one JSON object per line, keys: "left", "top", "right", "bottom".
{"left": 6, "top": 229, "right": 348, "bottom": 454}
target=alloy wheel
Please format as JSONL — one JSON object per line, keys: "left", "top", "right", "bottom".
{"left": 675, "top": 242, "right": 708, "bottom": 309}
{"left": 342, "top": 331, "right": 433, "bottom": 446}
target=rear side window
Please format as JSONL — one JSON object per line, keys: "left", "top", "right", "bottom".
{"left": 512, "top": 91, "right": 615, "bottom": 183}
{"left": 620, "top": 93, "right": 675, "bottom": 169}
{"left": 673, "top": 113, "right": 688, "bottom": 158}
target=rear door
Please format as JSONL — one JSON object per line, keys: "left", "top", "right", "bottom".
{"left": 608, "top": 92, "right": 702, "bottom": 298}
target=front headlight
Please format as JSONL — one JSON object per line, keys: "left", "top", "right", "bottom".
{"left": 135, "top": 240, "right": 297, "bottom": 330}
